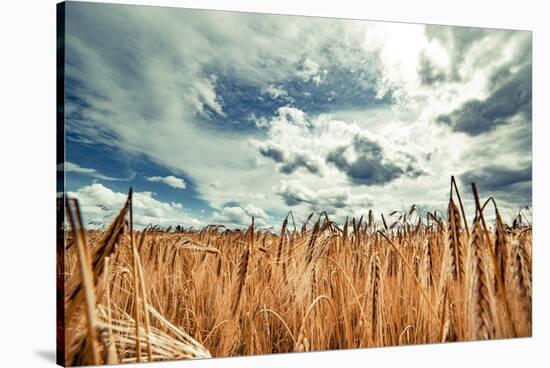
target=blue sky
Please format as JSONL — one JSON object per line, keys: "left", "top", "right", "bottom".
{"left": 62, "top": 2, "right": 532, "bottom": 229}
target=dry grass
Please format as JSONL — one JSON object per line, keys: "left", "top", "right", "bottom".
{"left": 58, "top": 177, "right": 532, "bottom": 366}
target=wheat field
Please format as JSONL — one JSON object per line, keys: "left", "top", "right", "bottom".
{"left": 57, "top": 177, "right": 532, "bottom": 366}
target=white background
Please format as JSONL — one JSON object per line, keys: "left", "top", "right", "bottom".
{"left": 1, "top": 0, "right": 548, "bottom": 367}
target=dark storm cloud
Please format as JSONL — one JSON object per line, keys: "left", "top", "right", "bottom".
{"left": 461, "top": 166, "right": 531, "bottom": 192}
{"left": 277, "top": 190, "right": 307, "bottom": 207}
{"left": 279, "top": 154, "right": 322, "bottom": 175}
{"left": 326, "top": 135, "right": 424, "bottom": 186}
{"left": 460, "top": 166, "right": 532, "bottom": 205}
{"left": 327, "top": 146, "right": 401, "bottom": 185}
{"left": 258, "top": 145, "right": 285, "bottom": 163}
{"left": 258, "top": 143, "right": 322, "bottom": 175}
{"left": 436, "top": 65, "right": 531, "bottom": 135}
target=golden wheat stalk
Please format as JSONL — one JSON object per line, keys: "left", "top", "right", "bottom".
{"left": 66, "top": 199, "right": 101, "bottom": 365}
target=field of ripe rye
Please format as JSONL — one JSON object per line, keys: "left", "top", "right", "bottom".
{"left": 58, "top": 178, "right": 532, "bottom": 366}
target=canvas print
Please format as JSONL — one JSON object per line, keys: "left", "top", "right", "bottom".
{"left": 56, "top": 1, "right": 532, "bottom": 366}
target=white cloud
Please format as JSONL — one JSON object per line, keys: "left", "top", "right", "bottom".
{"left": 190, "top": 77, "right": 225, "bottom": 118}
{"left": 63, "top": 162, "right": 96, "bottom": 174}
{"left": 62, "top": 162, "right": 134, "bottom": 181}
{"left": 252, "top": 105, "right": 429, "bottom": 182}
{"left": 297, "top": 57, "right": 322, "bottom": 84}
{"left": 274, "top": 179, "right": 373, "bottom": 220}
{"left": 261, "top": 84, "right": 289, "bottom": 100}
{"left": 211, "top": 204, "right": 268, "bottom": 227}
{"left": 147, "top": 175, "right": 186, "bottom": 189}
{"left": 276, "top": 179, "right": 350, "bottom": 207}
{"left": 243, "top": 204, "right": 269, "bottom": 219}
{"left": 277, "top": 106, "right": 308, "bottom": 127}
{"left": 68, "top": 183, "right": 202, "bottom": 228}
{"left": 212, "top": 207, "right": 248, "bottom": 226}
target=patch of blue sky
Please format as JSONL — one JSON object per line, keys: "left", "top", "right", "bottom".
{"left": 196, "top": 72, "right": 283, "bottom": 132}
{"left": 198, "top": 64, "right": 394, "bottom": 132}
{"left": 64, "top": 136, "right": 214, "bottom": 216}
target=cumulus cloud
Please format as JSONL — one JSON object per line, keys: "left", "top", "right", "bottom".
{"left": 211, "top": 203, "right": 269, "bottom": 227}
{"left": 212, "top": 207, "right": 249, "bottom": 226}
{"left": 258, "top": 143, "right": 286, "bottom": 163}
{"left": 261, "top": 84, "right": 290, "bottom": 100}
{"left": 276, "top": 106, "right": 309, "bottom": 127}
{"left": 326, "top": 133, "right": 425, "bottom": 186}
{"left": 274, "top": 179, "right": 376, "bottom": 223}
{"left": 276, "top": 180, "right": 351, "bottom": 208}
{"left": 68, "top": 183, "right": 202, "bottom": 228}
{"left": 436, "top": 65, "right": 531, "bottom": 135}
{"left": 461, "top": 166, "right": 531, "bottom": 191}
{"left": 243, "top": 204, "right": 269, "bottom": 219}
{"left": 147, "top": 175, "right": 186, "bottom": 189}
{"left": 296, "top": 57, "right": 322, "bottom": 84}
{"left": 257, "top": 141, "right": 323, "bottom": 175}
{"left": 254, "top": 107, "right": 425, "bottom": 186}
{"left": 460, "top": 165, "right": 532, "bottom": 207}
{"left": 252, "top": 107, "right": 326, "bottom": 175}
{"left": 279, "top": 152, "right": 323, "bottom": 175}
